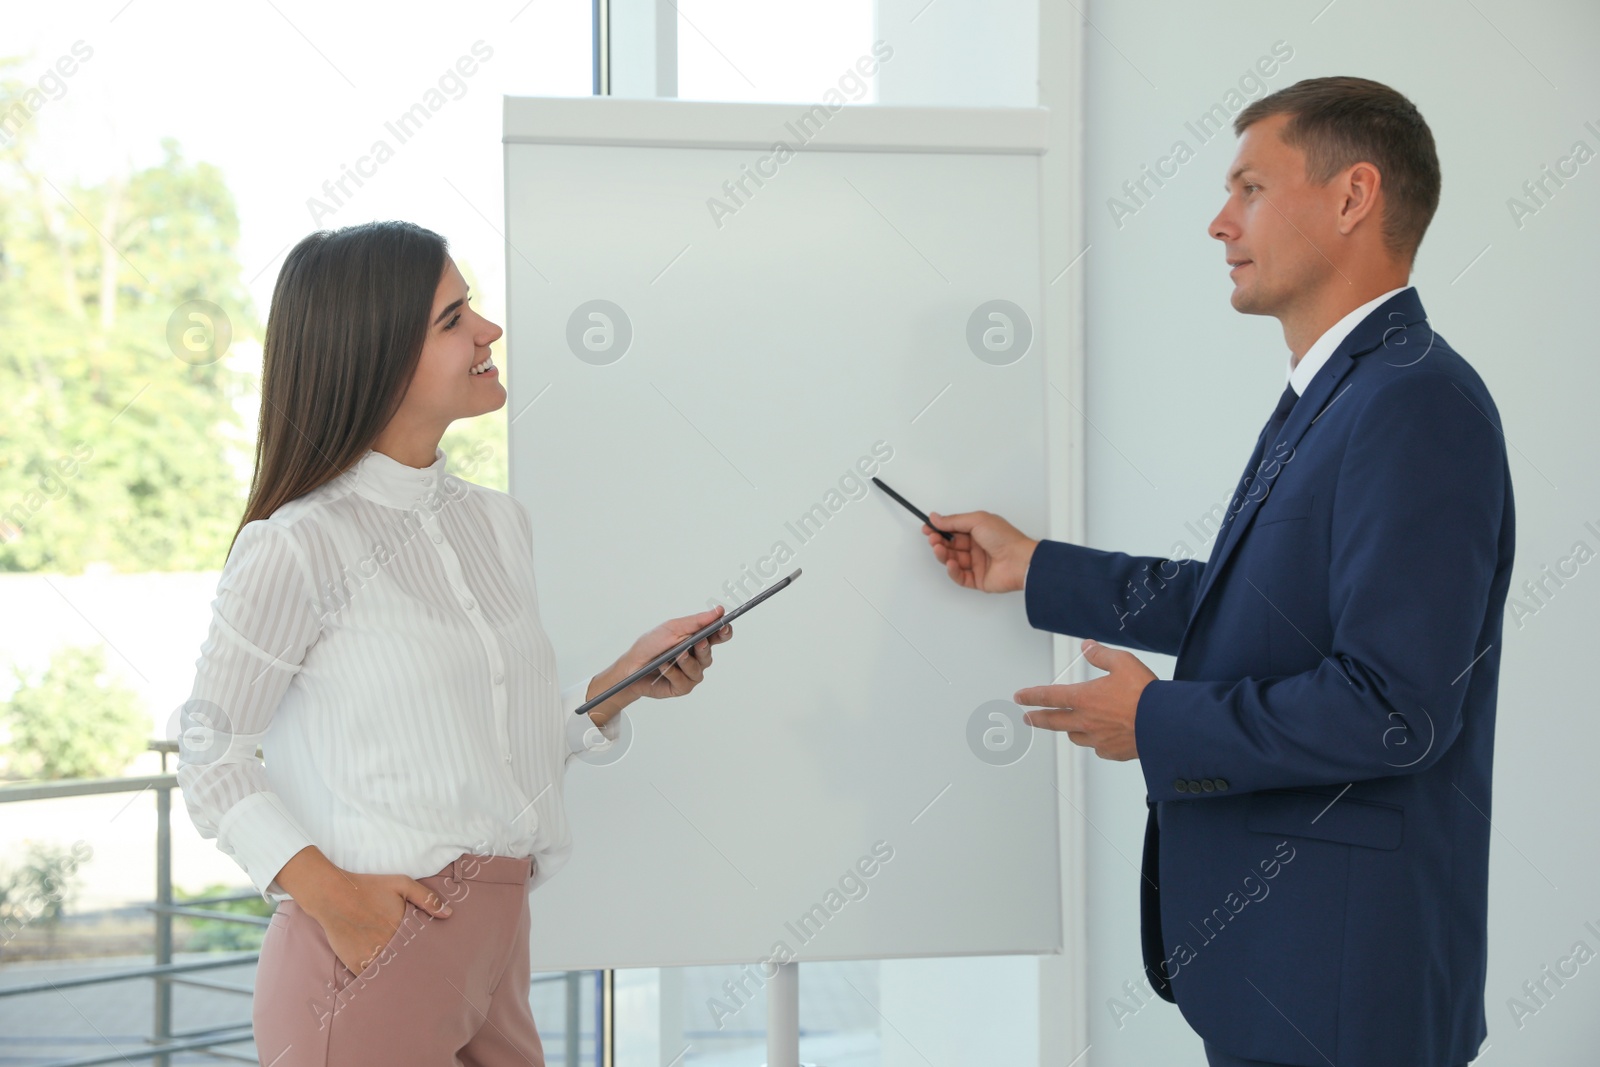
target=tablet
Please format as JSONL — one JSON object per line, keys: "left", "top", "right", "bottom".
{"left": 574, "top": 568, "right": 802, "bottom": 715}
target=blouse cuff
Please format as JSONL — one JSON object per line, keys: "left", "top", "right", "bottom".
{"left": 560, "top": 673, "right": 597, "bottom": 718}
{"left": 214, "top": 791, "right": 318, "bottom": 903}
{"left": 565, "top": 704, "right": 626, "bottom": 757}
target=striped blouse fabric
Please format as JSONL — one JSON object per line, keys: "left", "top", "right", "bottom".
{"left": 176, "top": 445, "right": 621, "bottom": 903}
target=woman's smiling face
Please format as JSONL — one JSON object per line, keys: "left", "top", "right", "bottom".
{"left": 408, "top": 256, "right": 506, "bottom": 426}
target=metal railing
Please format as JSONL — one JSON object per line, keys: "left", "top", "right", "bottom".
{"left": 0, "top": 740, "right": 601, "bottom": 1066}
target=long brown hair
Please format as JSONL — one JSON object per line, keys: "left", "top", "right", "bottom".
{"left": 231, "top": 220, "right": 449, "bottom": 556}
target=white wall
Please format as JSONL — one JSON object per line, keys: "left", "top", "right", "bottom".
{"left": 881, "top": 956, "right": 1040, "bottom": 1066}
{"left": 876, "top": 0, "right": 1040, "bottom": 108}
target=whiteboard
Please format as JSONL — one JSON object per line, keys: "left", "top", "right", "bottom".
{"left": 504, "top": 96, "right": 1061, "bottom": 970}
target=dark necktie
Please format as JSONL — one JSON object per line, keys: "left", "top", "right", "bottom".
{"left": 1261, "top": 381, "right": 1300, "bottom": 454}
{"left": 1220, "top": 383, "right": 1300, "bottom": 537}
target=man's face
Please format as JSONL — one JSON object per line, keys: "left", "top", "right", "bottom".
{"left": 1209, "top": 113, "right": 1342, "bottom": 318}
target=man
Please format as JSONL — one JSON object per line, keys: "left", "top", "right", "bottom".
{"left": 926, "top": 77, "right": 1514, "bottom": 1067}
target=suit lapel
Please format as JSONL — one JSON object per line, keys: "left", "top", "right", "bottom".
{"left": 1182, "top": 288, "right": 1429, "bottom": 632}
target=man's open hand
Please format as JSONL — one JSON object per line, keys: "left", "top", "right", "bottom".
{"left": 1014, "top": 640, "right": 1156, "bottom": 761}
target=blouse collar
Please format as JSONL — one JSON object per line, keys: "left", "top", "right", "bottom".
{"left": 344, "top": 444, "right": 453, "bottom": 511}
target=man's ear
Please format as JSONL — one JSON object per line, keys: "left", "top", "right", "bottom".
{"left": 1337, "top": 161, "right": 1383, "bottom": 236}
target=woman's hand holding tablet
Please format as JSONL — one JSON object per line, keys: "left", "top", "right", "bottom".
{"left": 577, "top": 568, "right": 802, "bottom": 723}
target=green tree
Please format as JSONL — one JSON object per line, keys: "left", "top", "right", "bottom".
{"left": 0, "top": 840, "right": 89, "bottom": 955}
{"left": 2, "top": 644, "right": 148, "bottom": 780}
{"left": 0, "top": 57, "right": 259, "bottom": 573}
{"left": 174, "top": 881, "right": 273, "bottom": 952}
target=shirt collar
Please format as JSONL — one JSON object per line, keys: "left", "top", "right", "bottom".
{"left": 344, "top": 444, "right": 452, "bottom": 510}
{"left": 1287, "top": 284, "right": 1413, "bottom": 396}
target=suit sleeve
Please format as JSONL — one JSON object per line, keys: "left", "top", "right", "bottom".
{"left": 1024, "top": 539, "right": 1206, "bottom": 657}
{"left": 1134, "top": 371, "right": 1508, "bottom": 800}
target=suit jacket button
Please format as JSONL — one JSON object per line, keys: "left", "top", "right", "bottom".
{"left": 1174, "top": 779, "right": 1188, "bottom": 793}
{"left": 1187, "top": 780, "right": 1202, "bottom": 793}
{"left": 1201, "top": 779, "right": 1215, "bottom": 792}
{"left": 1215, "top": 778, "right": 1230, "bottom": 792}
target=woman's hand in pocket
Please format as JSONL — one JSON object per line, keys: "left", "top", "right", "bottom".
{"left": 308, "top": 870, "right": 453, "bottom": 976}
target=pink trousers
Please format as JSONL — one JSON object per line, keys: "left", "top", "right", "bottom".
{"left": 252, "top": 852, "right": 545, "bottom": 1066}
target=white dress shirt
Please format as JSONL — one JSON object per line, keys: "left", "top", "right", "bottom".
{"left": 177, "top": 445, "right": 622, "bottom": 903}
{"left": 1286, "top": 284, "right": 1412, "bottom": 396}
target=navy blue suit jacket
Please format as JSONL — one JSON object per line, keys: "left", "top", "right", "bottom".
{"left": 1024, "top": 288, "right": 1514, "bottom": 1066}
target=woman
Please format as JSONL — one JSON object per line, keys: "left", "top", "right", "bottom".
{"left": 176, "top": 219, "right": 731, "bottom": 1065}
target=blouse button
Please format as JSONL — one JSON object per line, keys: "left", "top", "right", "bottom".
{"left": 493, "top": 672, "right": 504, "bottom": 685}
{"left": 429, "top": 531, "right": 442, "bottom": 543}
{"left": 462, "top": 597, "right": 476, "bottom": 611}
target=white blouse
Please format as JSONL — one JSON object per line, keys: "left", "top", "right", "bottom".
{"left": 176, "top": 445, "right": 622, "bottom": 904}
